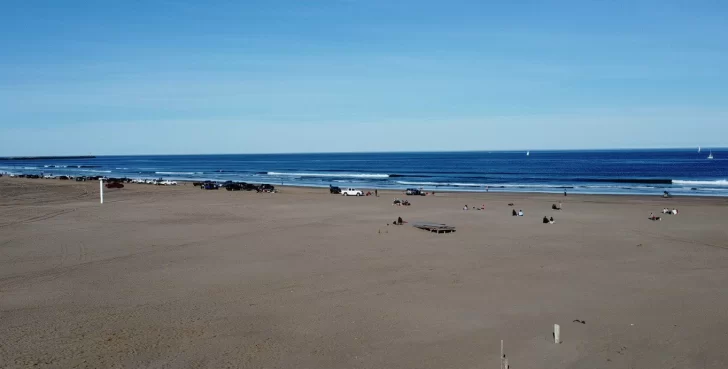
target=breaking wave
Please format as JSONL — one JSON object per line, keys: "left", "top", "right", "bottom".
{"left": 267, "top": 172, "right": 390, "bottom": 179}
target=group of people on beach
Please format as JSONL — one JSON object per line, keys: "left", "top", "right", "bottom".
{"left": 393, "top": 198, "right": 411, "bottom": 206}
{"left": 650, "top": 208, "right": 679, "bottom": 221}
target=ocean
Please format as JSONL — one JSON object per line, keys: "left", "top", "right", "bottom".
{"left": 1, "top": 149, "right": 727, "bottom": 196}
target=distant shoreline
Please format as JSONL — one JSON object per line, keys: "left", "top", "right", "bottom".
{"left": 0, "top": 156, "right": 96, "bottom": 161}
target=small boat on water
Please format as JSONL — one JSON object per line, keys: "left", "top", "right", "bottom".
{"left": 698, "top": 146, "right": 701, "bottom": 153}
{"left": 526, "top": 151, "right": 530, "bottom": 156}
{"left": 707, "top": 151, "right": 714, "bottom": 160}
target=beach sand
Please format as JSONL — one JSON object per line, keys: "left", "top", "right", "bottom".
{"left": 2, "top": 177, "right": 728, "bottom": 368}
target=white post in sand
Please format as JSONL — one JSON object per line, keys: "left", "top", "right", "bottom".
{"left": 554, "top": 324, "right": 560, "bottom": 344}
{"left": 500, "top": 340, "right": 504, "bottom": 369}
{"left": 99, "top": 178, "right": 104, "bottom": 204}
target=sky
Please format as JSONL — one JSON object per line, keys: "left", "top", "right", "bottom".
{"left": 1, "top": 0, "right": 727, "bottom": 155}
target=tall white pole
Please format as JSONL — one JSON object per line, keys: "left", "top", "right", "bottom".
{"left": 100, "top": 179, "right": 104, "bottom": 204}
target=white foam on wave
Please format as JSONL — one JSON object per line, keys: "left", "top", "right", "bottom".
{"left": 155, "top": 171, "right": 203, "bottom": 175}
{"left": 396, "top": 181, "right": 569, "bottom": 188}
{"left": 396, "top": 181, "right": 485, "bottom": 187}
{"left": 395, "top": 181, "right": 441, "bottom": 186}
{"left": 268, "top": 172, "right": 390, "bottom": 179}
{"left": 496, "top": 184, "right": 572, "bottom": 188}
{"left": 673, "top": 179, "right": 728, "bottom": 186}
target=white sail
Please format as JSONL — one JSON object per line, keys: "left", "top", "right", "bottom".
{"left": 708, "top": 151, "right": 714, "bottom": 159}
{"left": 698, "top": 146, "right": 701, "bottom": 153}
{"left": 526, "top": 151, "right": 530, "bottom": 156}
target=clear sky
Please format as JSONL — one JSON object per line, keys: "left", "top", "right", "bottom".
{"left": 1, "top": 0, "right": 727, "bottom": 155}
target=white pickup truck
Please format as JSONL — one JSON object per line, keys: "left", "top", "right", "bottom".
{"left": 341, "top": 188, "right": 364, "bottom": 196}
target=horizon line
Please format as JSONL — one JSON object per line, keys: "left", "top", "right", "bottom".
{"left": 1, "top": 146, "right": 724, "bottom": 158}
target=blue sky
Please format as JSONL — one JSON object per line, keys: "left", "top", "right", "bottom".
{"left": 1, "top": 0, "right": 727, "bottom": 155}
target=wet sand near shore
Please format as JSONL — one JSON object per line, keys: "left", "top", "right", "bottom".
{"left": 1, "top": 177, "right": 728, "bottom": 368}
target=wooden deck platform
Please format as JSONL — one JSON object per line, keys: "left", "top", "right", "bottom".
{"left": 412, "top": 222, "right": 456, "bottom": 234}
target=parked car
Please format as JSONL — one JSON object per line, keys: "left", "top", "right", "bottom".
{"left": 159, "top": 180, "right": 178, "bottom": 186}
{"left": 329, "top": 185, "right": 342, "bottom": 194}
{"left": 406, "top": 188, "right": 426, "bottom": 196}
{"left": 341, "top": 188, "right": 363, "bottom": 196}
{"left": 201, "top": 183, "right": 219, "bottom": 190}
{"left": 75, "top": 176, "right": 87, "bottom": 182}
{"left": 242, "top": 183, "right": 257, "bottom": 191}
{"left": 106, "top": 182, "right": 124, "bottom": 189}
{"left": 258, "top": 184, "right": 275, "bottom": 193}
{"left": 225, "top": 183, "right": 243, "bottom": 191}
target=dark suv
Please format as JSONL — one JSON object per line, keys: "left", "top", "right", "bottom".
{"left": 201, "top": 182, "right": 219, "bottom": 190}
{"left": 329, "top": 185, "right": 342, "bottom": 194}
{"left": 258, "top": 184, "right": 275, "bottom": 193}
{"left": 225, "top": 183, "right": 243, "bottom": 191}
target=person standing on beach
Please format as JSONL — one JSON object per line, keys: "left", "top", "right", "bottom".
{"left": 375, "top": 189, "right": 378, "bottom": 197}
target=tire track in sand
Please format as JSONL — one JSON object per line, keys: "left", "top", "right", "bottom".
{"left": 0, "top": 230, "right": 248, "bottom": 291}
{"left": 0, "top": 208, "right": 77, "bottom": 229}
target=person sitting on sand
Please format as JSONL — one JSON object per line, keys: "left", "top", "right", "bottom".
{"left": 672, "top": 208, "right": 678, "bottom": 215}
{"left": 543, "top": 216, "right": 549, "bottom": 224}
{"left": 518, "top": 210, "right": 524, "bottom": 216}
{"left": 649, "top": 212, "right": 661, "bottom": 221}
{"left": 463, "top": 205, "right": 468, "bottom": 211}
{"left": 662, "top": 208, "right": 669, "bottom": 214}
{"left": 549, "top": 217, "right": 555, "bottom": 224}
{"left": 512, "top": 209, "right": 517, "bottom": 216}
{"left": 396, "top": 217, "right": 403, "bottom": 225}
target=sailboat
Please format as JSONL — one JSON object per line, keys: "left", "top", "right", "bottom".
{"left": 526, "top": 151, "right": 530, "bottom": 156}
{"left": 708, "top": 151, "right": 714, "bottom": 160}
{"left": 698, "top": 146, "right": 701, "bottom": 153}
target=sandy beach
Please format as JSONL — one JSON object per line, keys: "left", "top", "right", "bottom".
{"left": 1, "top": 177, "right": 728, "bottom": 369}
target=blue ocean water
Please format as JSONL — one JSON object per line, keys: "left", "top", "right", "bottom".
{"left": 1, "top": 149, "right": 727, "bottom": 196}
